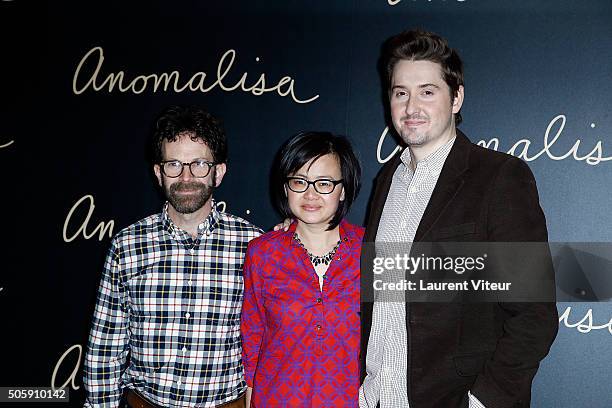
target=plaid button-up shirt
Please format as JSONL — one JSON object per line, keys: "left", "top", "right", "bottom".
{"left": 83, "top": 202, "right": 262, "bottom": 408}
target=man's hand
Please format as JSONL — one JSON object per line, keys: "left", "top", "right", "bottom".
{"left": 272, "top": 218, "right": 292, "bottom": 231}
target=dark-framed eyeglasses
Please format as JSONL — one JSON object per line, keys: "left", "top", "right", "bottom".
{"left": 286, "top": 177, "right": 343, "bottom": 194}
{"left": 160, "top": 159, "right": 216, "bottom": 178}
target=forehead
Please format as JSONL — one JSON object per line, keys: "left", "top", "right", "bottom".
{"left": 391, "top": 59, "right": 446, "bottom": 87}
{"left": 293, "top": 153, "right": 341, "bottom": 177}
{"left": 161, "top": 133, "right": 212, "bottom": 160}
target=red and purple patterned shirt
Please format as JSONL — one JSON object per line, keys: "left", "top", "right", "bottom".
{"left": 241, "top": 220, "right": 364, "bottom": 407}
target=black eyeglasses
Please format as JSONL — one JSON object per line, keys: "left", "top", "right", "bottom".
{"left": 286, "top": 177, "right": 343, "bottom": 194}
{"left": 160, "top": 160, "right": 216, "bottom": 178}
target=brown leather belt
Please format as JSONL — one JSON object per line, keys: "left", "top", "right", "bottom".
{"left": 126, "top": 389, "right": 246, "bottom": 408}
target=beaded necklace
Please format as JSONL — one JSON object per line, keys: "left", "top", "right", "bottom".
{"left": 293, "top": 233, "right": 342, "bottom": 266}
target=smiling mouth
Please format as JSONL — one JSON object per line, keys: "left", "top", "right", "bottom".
{"left": 302, "top": 205, "right": 321, "bottom": 211}
{"left": 404, "top": 120, "right": 427, "bottom": 127}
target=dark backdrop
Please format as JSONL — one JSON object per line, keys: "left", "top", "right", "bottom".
{"left": 1, "top": 1, "right": 611, "bottom": 407}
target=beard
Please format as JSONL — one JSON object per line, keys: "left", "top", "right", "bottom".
{"left": 164, "top": 179, "right": 214, "bottom": 214}
{"left": 399, "top": 128, "right": 428, "bottom": 147}
{"left": 396, "top": 114, "right": 430, "bottom": 146}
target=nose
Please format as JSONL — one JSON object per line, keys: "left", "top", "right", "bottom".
{"left": 303, "top": 184, "right": 319, "bottom": 200}
{"left": 179, "top": 163, "right": 194, "bottom": 181}
{"left": 404, "top": 95, "right": 419, "bottom": 116}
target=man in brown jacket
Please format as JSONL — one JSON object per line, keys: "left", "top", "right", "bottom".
{"left": 359, "top": 29, "right": 558, "bottom": 408}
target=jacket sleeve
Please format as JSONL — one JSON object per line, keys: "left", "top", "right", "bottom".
{"left": 471, "top": 157, "right": 558, "bottom": 407}
{"left": 83, "top": 239, "right": 130, "bottom": 408}
{"left": 241, "top": 242, "right": 267, "bottom": 388}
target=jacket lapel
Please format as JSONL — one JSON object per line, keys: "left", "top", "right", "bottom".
{"left": 414, "top": 131, "right": 472, "bottom": 242}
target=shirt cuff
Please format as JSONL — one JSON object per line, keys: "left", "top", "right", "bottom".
{"left": 468, "top": 390, "right": 486, "bottom": 408}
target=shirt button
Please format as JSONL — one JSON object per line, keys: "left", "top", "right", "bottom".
{"left": 182, "top": 347, "right": 187, "bottom": 353}
{"left": 177, "top": 381, "right": 182, "bottom": 386}
{"left": 188, "top": 281, "right": 193, "bottom": 286}
{"left": 185, "top": 313, "right": 191, "bottom": 318}
{"left": 400, "top": 221, "right": 407, "bottom": 228}
{"left": 315, "top": 324, "right": 322, "bottom": 331}
{"left": 189, "top": 249, "right": 194, "bottom": 255}
{"left": 316, "top": 298, "right": 322, "bottom": 304}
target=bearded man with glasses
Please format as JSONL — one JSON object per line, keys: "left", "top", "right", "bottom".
{"left": 83, "top": 105, "right": 262, "bottom": 408}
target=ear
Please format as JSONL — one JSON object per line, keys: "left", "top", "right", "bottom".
{"left": 213, "top": 163, "right": 227, "bottom": 187}
{"left": 284, "top": 184, "right": 288, "bottom": 197}
{"left": 339, "top": 185, "right": 345, "bottom": 202}
{"left": 154, "top": 164, "right": 163, "bottom": 187}
{"left": 452, "top": 85, "right": 464, "bottom": 114}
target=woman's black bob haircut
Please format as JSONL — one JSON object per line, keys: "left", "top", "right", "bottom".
{"left": 274, "top": 131, "right": 361, "bottom": 230}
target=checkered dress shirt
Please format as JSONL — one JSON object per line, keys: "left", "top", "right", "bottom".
{"left": 83, "top": 202, "right": 262, "bottom": 408}
{"left": 360, "top": 138, "right": 453, "bottom": 408}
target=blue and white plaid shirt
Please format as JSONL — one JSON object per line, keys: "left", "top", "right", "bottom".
{"left": 83, "top": 202, "right": 262, "bottom": 408}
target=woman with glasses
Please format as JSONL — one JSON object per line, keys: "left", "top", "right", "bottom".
{"left": 241, "top": 132, "right": 363, "bottom": 407}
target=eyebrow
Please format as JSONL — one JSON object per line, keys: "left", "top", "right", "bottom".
{"left": 292, "top": 173, "right": 335, "bottom": 179}
{"left": 391, "top": 83, "right": 441, "bottom": 91}
{"left": 163, "top": 157, "right": 212, "bottom": 162}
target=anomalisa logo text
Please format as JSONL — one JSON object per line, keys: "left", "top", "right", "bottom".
{"left": 72, "top": 47, "right": 319, "bottom": 105}
{"left": 377, "top": 115, "right": 611, "bottom": 166}
{"left": 559, "top": 307, "right": 612, "bottom": 334}
{"left": 63, "top": 194, "right": 114, "bottom": 243}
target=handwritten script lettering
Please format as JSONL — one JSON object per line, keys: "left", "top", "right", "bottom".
{"left": 376, "top": 126, "right": 402, "bottom": 164}
{"left": 477, "top": 115, "right": 611, "bottom": 166}
{"left": 377, "top": 115, "right": 611, "bottom": 165}
{"left": 51, "top": 344, "right": 82, "bottom": 391}
{"left": 63, "top": 194, "right": 114, "bottom": 243}
{"left": 73, "top": 47, "right": 319, "bottom": 104}
{"left": 0, "top": 139, "right": 14, "bottom": 149}
{"left": 216, "top": 200, "right": 227, "bottom": 213}
{"left": 559, "top": 307, "right": 612, "bottom": 334}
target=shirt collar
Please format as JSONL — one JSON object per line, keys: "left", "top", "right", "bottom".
{"left": 284, "top": 219, "right": 357, "bottom": 246}
{"left": 161, "top": 200, "right": 221, "bottom": 238}
{"left": 400, "top": 136, "right": 456, "bottom": 179}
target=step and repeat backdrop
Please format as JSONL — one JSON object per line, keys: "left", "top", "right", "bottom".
{"left": 0, "top": 1, "right": 611, "bottom": 407}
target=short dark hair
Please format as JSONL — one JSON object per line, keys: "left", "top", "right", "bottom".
{"left": 383, "top": 29, "right": 464, "bottom": 125}
{"left": 274, "top": 132, "right": 361, "bottom": 230}
{"left": 152, "top": 105, "right": 227, "bottom": 163}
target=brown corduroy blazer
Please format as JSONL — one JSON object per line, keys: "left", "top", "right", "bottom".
{"left": 360, "top": 130, "right": 558, "bottom": 408}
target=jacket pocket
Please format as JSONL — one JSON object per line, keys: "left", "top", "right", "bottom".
{"left": 431, "top": 222, "right": 476, "bottom": 240}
